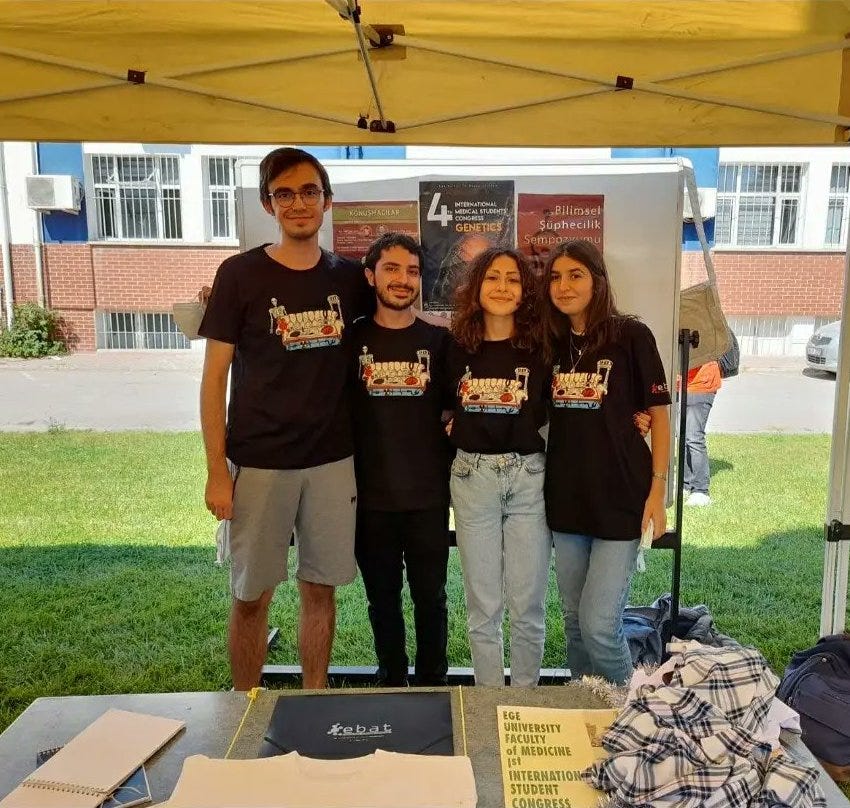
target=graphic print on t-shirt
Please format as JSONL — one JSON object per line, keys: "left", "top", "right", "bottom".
{"left": 359, "top": 346, "right": 431, "bottom": 396}
{"left": 268, "top": 295, "right": 344, "bottom": 350}
{"left": 551, "top": 359, "right": 613, "bottom": 409}
{"left": 458, "top": 365, "right": 530, "bottom": 414}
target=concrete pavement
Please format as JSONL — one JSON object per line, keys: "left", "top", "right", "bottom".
{"left": 0, "top": 350, "right": 839, "bottom": 433}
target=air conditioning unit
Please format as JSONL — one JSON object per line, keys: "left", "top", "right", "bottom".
{"left": 683, "top": 187, "right": 716, "bottom": 222}
{"left": 25, "top": 175, "right": 82, "bottom": 213}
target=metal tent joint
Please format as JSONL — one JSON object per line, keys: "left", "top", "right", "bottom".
{"left": 126, "top": 69, "right": 146, "bottom": 85}
{"left": 615, "top": 75, "right": 634, "bottom": 90}
{"left": 826, "top": 520, "right": 850, "bottom": 543}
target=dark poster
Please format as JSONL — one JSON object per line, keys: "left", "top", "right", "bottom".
{"left": 419, "top": 180, "right": 515, "bottom": 309}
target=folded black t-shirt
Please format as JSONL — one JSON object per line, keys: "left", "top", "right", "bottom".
{"left": 350, "top": 317, "right": 451, "bottom": 512}
{"left": 445, "top": 338, "right": 548, "bottom": 455}
{"left": 545, "top": 317, "right": 672, "bottom": 540}
{"left": 198, "top": 245, "right": 372, "bottom": 470}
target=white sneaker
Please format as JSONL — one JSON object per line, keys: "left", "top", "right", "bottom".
{"left": 686, "top": 492, "right": 711, "bottom": 507}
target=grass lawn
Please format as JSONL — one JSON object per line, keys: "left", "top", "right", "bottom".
{"left": 1, "top": 431, "right": 847, "bottom": 739}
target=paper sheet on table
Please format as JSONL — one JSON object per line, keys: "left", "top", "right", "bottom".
{"left": 497, "top": 705, "right": 618, "bottom": 808}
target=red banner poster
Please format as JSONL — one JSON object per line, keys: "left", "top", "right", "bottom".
{"left": 332, "top": 201, "right": 419, "bottom": 260}
{"left": 517, "top": 194, "right": 604, "bottom": 273}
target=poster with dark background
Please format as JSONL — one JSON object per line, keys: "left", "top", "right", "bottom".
{"left": 419, "top": 180, "right": 515, "bottom": 309}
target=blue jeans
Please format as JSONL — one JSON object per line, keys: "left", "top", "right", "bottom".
{"left": 450, "top": 449, "right": 552, "bottom": 687}
{"left": 552, "top": 532, "right": 639, "bottom": 684}
{"left": 685, "top": 392, "right": 715, "bottom": 495}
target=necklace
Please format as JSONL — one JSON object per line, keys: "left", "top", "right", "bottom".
{"left": 567, "top": 332, "right": 584, "bottom": 373}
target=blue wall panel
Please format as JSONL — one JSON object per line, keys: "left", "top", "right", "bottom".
{"left": 36, "top": 143, "right": 88, "bottom": 243}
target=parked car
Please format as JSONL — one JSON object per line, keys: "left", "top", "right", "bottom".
{"left": 806, "top": 320, "right": 841, "bottom": 374}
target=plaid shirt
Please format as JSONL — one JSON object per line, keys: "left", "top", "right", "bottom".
{"left": 582, "top": 645, "right": 826, "bottom": 807}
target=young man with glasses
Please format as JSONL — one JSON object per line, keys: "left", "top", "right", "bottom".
{"left": 199, "top": 147, "right": 372, "bottom": 690}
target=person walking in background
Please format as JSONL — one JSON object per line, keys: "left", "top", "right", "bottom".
{"left": 684, "top": 361, "right": 721, "bottom": 507}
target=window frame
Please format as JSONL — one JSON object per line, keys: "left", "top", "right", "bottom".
{"left": 89, "top": 154, "right": 183, "bottom": 242}
{"left": 715, "top": 162, "right": 806, "bottom": 248}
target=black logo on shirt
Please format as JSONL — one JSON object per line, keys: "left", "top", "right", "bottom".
{"left": 268, "top": 295, "right": 344, "bottom": 350}
{"left": 359, "top": 347, "right": 431, "bottom": 396}
{"left": 458, "top": 366, "right": 529, "bottom": 414}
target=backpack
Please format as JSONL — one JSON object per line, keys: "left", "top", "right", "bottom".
{"left": 718, "top": 330, "right": 740, "bottom": 379}
{"left": 776, "top": 633, "right": 850, "bottom": 767}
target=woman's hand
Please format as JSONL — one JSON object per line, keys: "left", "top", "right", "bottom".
{"left": 633, "top": 410, "right": 651, "bottom": 437}
{"left": 198, "top": 285, "right": 212, "bottom": 304}
{"left": 642, "top": 480, "right": 667, "bottom": 540}
{"left": 444, "top": 418, "right": 454, "bottom": 436}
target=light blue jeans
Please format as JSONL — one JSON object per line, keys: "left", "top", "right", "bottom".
{"left": 450, "top": 449, "right": 552, "bottom": 687}
{"left": 552, "top": 532, "right": 639, "bottom": 685}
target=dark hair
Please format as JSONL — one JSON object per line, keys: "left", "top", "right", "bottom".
{"left": 540, "top": 240, "right": 633, "bottom": 358}
{"left": 362, "top": 232, "right": 424, "bottom": 273}
{"left": 451, "top": 247, "right": 543, "bottom": 355}
{"left": 258, "top": 147, "right": 332, "bottom": 206}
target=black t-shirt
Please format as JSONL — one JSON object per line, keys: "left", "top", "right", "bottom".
{"left": 445, "top": 338, "right": 548, "bottom": 455}
{"left": 350, "top": 318, "right": 451, "bottom": 512}
{"left": 545, "top": 317, "right": 672, "bottom": 540}
{"left": 198, "top": 245, "right": 372, "bottom": 470}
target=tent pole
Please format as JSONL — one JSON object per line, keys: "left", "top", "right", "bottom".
{"left": 820, "top": 230, "right": 850, "bottom": 636}
{"left": 0, "top": 143, "right": 14, "bottom": 328}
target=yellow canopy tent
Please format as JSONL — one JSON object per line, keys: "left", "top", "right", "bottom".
{"left": 1, "top": 0, "right": 848, "bottom": 634}
{"left": 0, "top": 0, "right": 850, "bottom": 146}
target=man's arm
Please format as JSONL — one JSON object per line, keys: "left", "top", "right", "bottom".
{"left": 201, "top": 337, "right": 235, "bottom": 520}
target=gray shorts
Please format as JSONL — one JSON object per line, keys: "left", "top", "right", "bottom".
{"left": 224, "top": 456, "right": 357, "bottom": 601}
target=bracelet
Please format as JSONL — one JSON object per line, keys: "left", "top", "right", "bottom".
{"left": 652, "top": 472, "right": 667, "bottom": 481}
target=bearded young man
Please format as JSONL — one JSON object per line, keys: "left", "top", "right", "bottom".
{"left": 350, "top": 232, "right": 451, "bottom": 687}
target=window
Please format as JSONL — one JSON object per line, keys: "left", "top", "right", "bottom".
{"left": 825, "top": 164, "right": 850, "bottom": 248}
{"left": 204, "top": 156, "right": 238, "bottom": 240}
{"left": 96, "top": 311, "right": 190, "bottom": 350}
{"left": 90, "top": 154, "right": 182, "bottom": 240}
{"left": 715, "top": 163, "right": 804, "bottom": 247}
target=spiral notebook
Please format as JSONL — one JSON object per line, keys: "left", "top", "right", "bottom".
{"left": 35, "top": 748, "right": 151, "bottom": 808}
{"left": 0, "top": 709, "right": 184, "bottom": 808}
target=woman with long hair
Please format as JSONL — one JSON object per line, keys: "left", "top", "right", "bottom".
{"left": 541, "top": 240, "right": 671, "bottom": 685}
{"left": 446, "top": 247, "right": 551, "bottom": 687}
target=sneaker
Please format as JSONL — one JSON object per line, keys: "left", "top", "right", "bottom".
{"left": 686, "top": 492, "right": 711, "bottom": 507}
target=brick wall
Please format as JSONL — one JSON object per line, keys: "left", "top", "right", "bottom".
{"left": 5, "top": 243, "right": 235, "bottom": 352}
{"left": 682, "top": 250, "right": 845, "bottom": 318}
{"left": 9, "top": 245, "right": 38, "bottom": 303}
{"left": 91, "top": 245, "right": 235, "bottom": 309}
{"left": 6, "top": 244, "right": 843, "bottom": 352}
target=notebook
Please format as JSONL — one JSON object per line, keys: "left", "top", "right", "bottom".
{"left": 35, "top": 748, "right": 151, "bottom": 808}
{"left": 0, "top": 709, "right": 184, "bottom": 808}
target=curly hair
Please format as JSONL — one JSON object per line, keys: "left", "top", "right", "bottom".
{"left": 540, "top": 239, "right": 634, "bottom": 359}
{"left": 450, "top": 247, "right": 543, "bottom": 355}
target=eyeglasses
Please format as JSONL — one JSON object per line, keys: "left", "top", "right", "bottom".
{"left": 268, "top": 187, "right": 324, "bottom": 207}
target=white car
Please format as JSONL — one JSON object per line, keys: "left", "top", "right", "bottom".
{"left": 806, "top": 320, "right": 841, "bottom": 374}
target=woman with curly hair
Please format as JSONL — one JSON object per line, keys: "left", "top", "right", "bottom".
{"left": 445, "top": 247, "right": 551, "bottom": 687}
